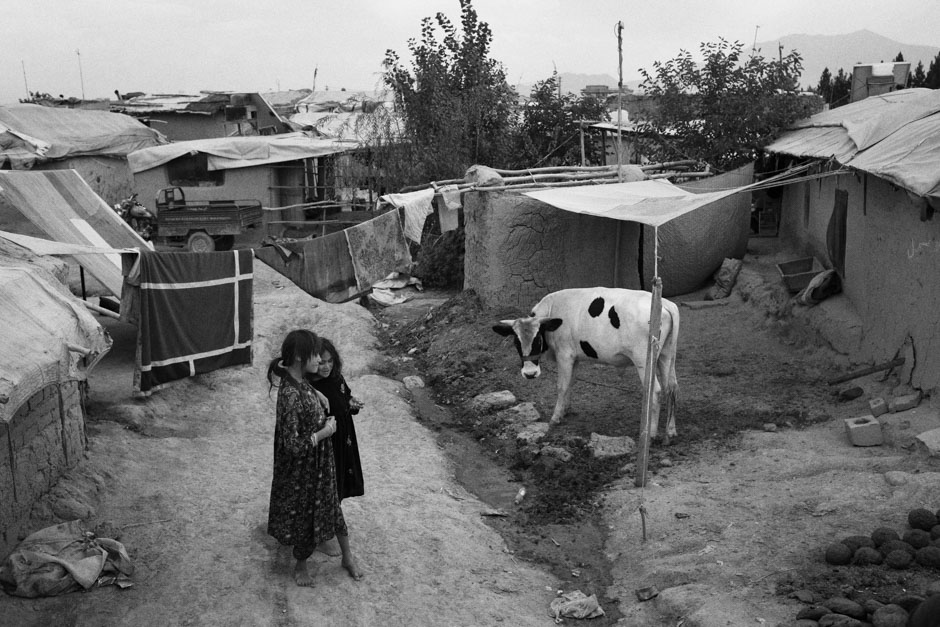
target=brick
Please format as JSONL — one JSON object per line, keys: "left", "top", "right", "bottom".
{"left": 844, "top": 415, "right": 884, "bottom": 446}
{"left": 868, "top": 397, "right": 888, "bottom": 417}
{"left": 889, "top": 392, "right": 922, "bottom": 413}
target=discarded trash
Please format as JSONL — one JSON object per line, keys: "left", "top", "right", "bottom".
{"left": 674, "top": 512, "right": 690, "bottom": 519}
{"left": 514, "top": 487, "right": 526, "bottom": 505}
{"left": 635, "top": 585, "right": 659, "bottom": 602}
{"left": 550, "top": 590, "right": 605, "bottom": 622}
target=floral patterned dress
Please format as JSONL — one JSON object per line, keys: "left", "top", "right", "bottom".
{"left": 267, "top": 376, "right": 347, "bottom": 550}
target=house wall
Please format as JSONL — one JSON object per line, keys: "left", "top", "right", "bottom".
{"left": 145, "top": 113, "right": 225, "bottom": 142}
{"left": 247, "top": 94, "right": 287, "bottom": 134}
{"left": 778, "top": 169, "right": 940, "bottom": 391}
{"left": 133, "top": 164, "right": 278, "bottom": 216}
{"left": 0, "top": 382, "right": 85, "bottom": 558}
{"left": 463, "top": 190, "right": 642, "bottom": 312}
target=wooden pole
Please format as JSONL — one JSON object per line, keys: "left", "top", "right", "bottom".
{"left": 635, "top": 276, "right": 662, "bottom": 488}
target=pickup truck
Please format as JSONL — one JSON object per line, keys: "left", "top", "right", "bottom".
{"left": 153, "top": 187, "right": 263, "bottom": 252}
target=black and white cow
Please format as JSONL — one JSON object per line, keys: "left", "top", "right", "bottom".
{"left": 492, "top": 287, "right": 680, "bottom": 441}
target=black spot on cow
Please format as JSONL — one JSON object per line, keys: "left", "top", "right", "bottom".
{"left": 588, "top": 297, "right": 605, "bottom": 317}
{"left": 608, "top": 306, "right": 620, "bottom": 329}
{"left": 580, "top": 340, "right": 598, "bottom": 359}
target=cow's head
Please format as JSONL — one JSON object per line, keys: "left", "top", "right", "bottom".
{"left": 492, "top": 316, "right": 563, "bottom": 379}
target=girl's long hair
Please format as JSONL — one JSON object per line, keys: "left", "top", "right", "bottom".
{"left": 318, "top": 337, "right": 343, "bottom": 381}
{"left": 266, "top": 329, "right": 323, "bottom": 391}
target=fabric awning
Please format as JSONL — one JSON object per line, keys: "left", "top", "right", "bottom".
{"left": 524, "top": 179, "right": 754, "bottom": 228}
{"left": 127, "top": 133, "right": 358, "bottom": 173}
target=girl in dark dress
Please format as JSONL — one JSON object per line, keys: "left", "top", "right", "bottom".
{"left": 266, "top": 330, "right": 362, "bottom": 586}
{"left": 306, "top": 338, "right": 364, "bottom": 501}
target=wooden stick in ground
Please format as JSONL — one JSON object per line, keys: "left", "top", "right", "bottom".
{"left": 827, "top": 358, "right": 905, "bottom": 386}
{"left": 635, "top": 278, "right": 663, "bottom": 488}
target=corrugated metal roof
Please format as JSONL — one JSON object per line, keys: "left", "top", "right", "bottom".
{"left": 765, "top": 88, "right": 940, "bottom": 201}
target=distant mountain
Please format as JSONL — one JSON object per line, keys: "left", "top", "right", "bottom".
{"left": 755, "top": 29, "right": 939, "bottom": 88}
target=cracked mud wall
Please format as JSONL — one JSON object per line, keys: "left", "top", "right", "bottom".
{"left": 463, "top": 190, "right": 642, "bottom": 311}
{"left": 778, "top": 169, "right": 940, "bottom": 392}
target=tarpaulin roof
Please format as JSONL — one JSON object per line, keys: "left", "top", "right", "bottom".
{"left": 127, "top": 132, "right": 359, "bottom": 173}
{"left": 0, "top": 170, "right": 152, "bottom": 296}
{"left": 765, "top": 88, "right": 940, "bottom": 201}
{"left": 0, "top": 265, "right": 111, "bottom": 423}
{"left": 0, "top": 104, "right": 168, "bottom": 169}
{"left": 524, "top": 178, "right": 754, "bottom": 228}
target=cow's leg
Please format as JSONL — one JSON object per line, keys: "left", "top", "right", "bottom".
{"left": 657, "top": 311, "right": 680, "bottom": 440}
{"left": 550, "top": 354, "right": 576, "bottom": 424}
{"left": 634, "top": 362, "right": 663, "bottom": 439}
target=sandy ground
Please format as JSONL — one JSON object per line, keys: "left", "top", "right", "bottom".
{"left": 2, "top": 262, "right": 561, "bottom": 626}
{"left": 4, "top": 238, "right": 940, "bottom": 626}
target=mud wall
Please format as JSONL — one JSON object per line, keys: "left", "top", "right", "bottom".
{"left": 778, "top": 169, "right": 940, "bottom": 392}
{"left": 463, "top": 190, "right": 642, "bottom": 312}
{"left": 0, "top": 382, "right": 85, "bottom": 557}
{"left": 43, "top": 158, "right": 136, "bottom": 208}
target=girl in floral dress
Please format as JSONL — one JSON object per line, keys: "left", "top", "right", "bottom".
{"left": 266, "top": 329, "right": 362, "bottom": 586}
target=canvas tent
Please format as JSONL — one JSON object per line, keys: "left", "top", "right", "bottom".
{"left": 0, "top": 170, "right": 151, "bottom": 297}
{"left": 0, "top": 104, "right": 167, "bottom": 169}
{"left": 0, "top": 264, "right": 111, "bottom": 423}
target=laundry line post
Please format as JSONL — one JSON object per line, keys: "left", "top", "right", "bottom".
{"left": 635, "top": 224, "right": 663, "bottom": 488}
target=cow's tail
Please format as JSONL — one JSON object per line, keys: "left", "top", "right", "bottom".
{"left": 657, "top": 301, "right": 680, "bottom": 436}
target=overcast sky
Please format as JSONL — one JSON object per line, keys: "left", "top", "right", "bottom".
{"left": 2, "top": 0, "right": 938, "bottom": 104}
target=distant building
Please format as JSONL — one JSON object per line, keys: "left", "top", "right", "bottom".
{"left": 111, "top": 92, "right": 292, "bottom": 141}
{"left": 850, "top": 62, "right": 911, "bottom": 103}
{"left": 580, "top": 84, "right": 634, "bottom": 101}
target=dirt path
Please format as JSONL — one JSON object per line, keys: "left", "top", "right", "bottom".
{"left": 3, "top": 263, "right": 560, "bottom": 626}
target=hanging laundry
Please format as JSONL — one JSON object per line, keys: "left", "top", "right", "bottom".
{"left": 380, "top": 188, "right": 435, "bottom": 242}
{"left": 124, "top": 249, "right": 253, "bottom": 394}
{"left": 437, "top": 184, "right": 462, "bottom": 233}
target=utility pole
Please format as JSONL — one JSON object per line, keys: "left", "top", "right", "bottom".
{"left": 21, "top": 61, "right": 30, "bottom": 99}
{"left": 751, "top": 25, "right": 760, "bottom": 56}
{"left": 616, "top": 21, "right": 624, "bottom": 182}
{"left": 76, "top": 49, "right": 86, "bottom": 100}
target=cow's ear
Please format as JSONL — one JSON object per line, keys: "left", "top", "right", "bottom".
{"left": 492, "top": 322, "right": 515, "bottom": 336}
{"left": 541, "top": 318, "right": 563, "bottom": 333}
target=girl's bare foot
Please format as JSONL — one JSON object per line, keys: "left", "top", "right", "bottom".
{"left": 342, "top": 556, "right": 363, "bottom": 580}
{"left": 294, "top": 559, "right": 316, "bottom": 587}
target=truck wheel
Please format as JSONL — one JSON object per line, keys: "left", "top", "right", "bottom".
{"left": 187, "top": 231, "right": 215, "bottom": 253}
{"left": 213, "top": 235, "right": 235, "bottom": 251}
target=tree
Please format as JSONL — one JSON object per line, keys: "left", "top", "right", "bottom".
{"left": 925, "top": 51, "right": 940, "bottom": 89}
{"left": 635, "top": 38, "right": 818, "bottom": 171}
{"left": 911, "top": 61, "right": 927, "bottom": 88}
{"left": 829, "top": 68, "right": 852, "bottom": 108}
{"left": 816, "top": 67, "right": 833, "bottom": 103}
{"left": 382, "top": 0, "right": 518, "bottom": 184}
{"left": 894, "top": 52, "right": 905, "bottom": 62}
{"left": 510, "top": 72, "right": 610, "bottom": 168}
